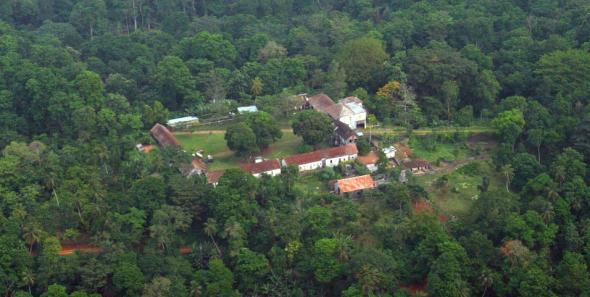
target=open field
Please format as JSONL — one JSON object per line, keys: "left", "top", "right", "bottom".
{"left": 413, "top": 160, "right": 504, "bottom": 217}
{"left": 410, "top": 139, "right": 471, "bottom": 162}
{"left": 176, "top": 130, "right": 303, "bottom": 171}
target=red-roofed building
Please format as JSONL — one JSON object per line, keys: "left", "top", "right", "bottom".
{"left": 282, "top": 144, "right": 358, "bottom": 172}
{"left": 181, "top": 158, "right": 208, "bottom": 177}
{"left": 308, "top": 93, "right": 336, "bottom": 112}
{"left": 358, "top": 151, "right": 380, "bottom": 172}
{"left": 307, "top": 93, "right": 367, "bottom": 129}
{"left": 334, "top": 120, "right": 357, "bottom": 145}
{"left": 207, "top": 170, "right": 225, "bottom": 187}
{"left": 243, "top": 159, "right": 282, "bottom": 177}
{"left": 150, "top": 123, "right": 180, "bottom": 148}
{"left": 334, "top": 175, "right": 376, "bottom": 195}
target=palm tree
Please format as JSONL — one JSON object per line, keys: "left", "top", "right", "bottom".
{"left": 541, "top": 208, "right": 555, "bottom": 223}
{"left": 203, "top": 218, "right": 221, "bottom": 256}
{"left": 333, "top": 233, "right": 352, "bottom": 261}
{"left": 21, "top": 269, "right": 35, "bottom": 295}
{"left": 501, "top": 164, "right": 514, "bottom": 192}
{"left": 251, "top": 77, "right": 263, "bottom": 99}
{"left": 479, "top": 269, "right": 494, "bottom": 297}
{"left": 224, "top": 221, "right": 245, "bottom": 257}
{"left": 23, "top": 224, "right": 44, "bottom": 253}
{"left": 358, "top": 265, "right": 383, "bottom": 295}
{"left": 553, "top": 165, "right": 566, "bottom": 186}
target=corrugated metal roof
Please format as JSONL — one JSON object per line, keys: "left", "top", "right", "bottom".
{"left": 237, "top": 106, "right": 258, "bottom": 113}
{"left": 150, "top": 123, "right": 180, "bottom": 148}
{"left": 167, "top": 116, "right": 199, "bottom": 125}
{"left": 242, "top": 159, "right": 281, "bottom": 174}
{"left": 336, "top": 175, "right": 376, "bottom": 193}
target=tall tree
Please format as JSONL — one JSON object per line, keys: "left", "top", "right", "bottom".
{"left": 244, "top": 111, "right": 282, "bottom": 149}
{"left": 291, "top": 110, "right": 334, "bottom": 147}
{"left": 225, "top": 123, "right": 258, "bottom": 155}
{"left": 336, "top": 37, "right": 389, "bottom": 89}
{"left": 69, "top": 0, "right": 106, "bottom": 39}
{"left": 492, "top": 109, "right": 525, "bottom": 151}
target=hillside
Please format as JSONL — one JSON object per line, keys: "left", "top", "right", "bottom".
{"left": 1, "top": 1, "right": 590, "bottom": 297}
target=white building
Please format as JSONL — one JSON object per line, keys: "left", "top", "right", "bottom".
{"left": 382, "top": 146, "right": 397, "bottom": 159}
{"left": 243, "top": 159, "right": 282, "bottom": 177}
{"left": 307, "top": 94, "right": 367, "bottom": 129}
{"left": 167, "top": 116, "right": 199, "bottom": 128}
{"left": 237, "top": 105, "right": 258, "bottom": 114}
{"left": 282, "top": 144, "right": 359, "bottom": 173}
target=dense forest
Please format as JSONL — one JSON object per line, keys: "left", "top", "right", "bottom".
{"left": 1, "top": 0, "right": 590, "bottom": 296}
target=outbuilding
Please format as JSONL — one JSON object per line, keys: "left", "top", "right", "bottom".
{"left": 334, "top": 175, "right": 376, "bottom": 196}
{"left": 167, "top": 116, "right": 199, "bottom": 128}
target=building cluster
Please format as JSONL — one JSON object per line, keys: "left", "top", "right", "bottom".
{"left": 208, "top": 144, "right": 361, "bottom": 187}
{"left": 145, "top": 123, "right": 366, "bottom": 193}
{"left": 304, "top": 94, "right": 367, "bottom": 129}
{"left": 144, "top": 93, "right": 432, "bottom": 196}
{"left": 298, "top": 93, "right": 368, "bottom": 146}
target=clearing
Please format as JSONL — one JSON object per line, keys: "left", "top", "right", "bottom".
{"left": 176, "top": 130, "right": 303, "bottom": 171}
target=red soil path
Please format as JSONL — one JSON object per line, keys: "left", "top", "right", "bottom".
{"left": 400, "top": 280, "right": 428, "bottom": 296}
{"left": 59, "top": 244, "right": 102, "bottom": 256}
{"left": 412, "top": 199, "right": 449, "bottom": 223}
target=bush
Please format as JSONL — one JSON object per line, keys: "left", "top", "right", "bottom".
{"left": 298, "top": 144, "right": 314, "bottom": 153}
{"left": 457, "top": 162, "right": 482, "bottom": 176}
{"left": 356, "top": 137, "right": 370, "bottom": 155}
{"left": 318, "top": 167, "right": 337, "bottom": 181}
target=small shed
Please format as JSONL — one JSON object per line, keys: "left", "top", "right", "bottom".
{"left": 358, "top": 151, "right": 380, "bottom": 172}
{"left": 150, "top": 123, "right": 180, "bottom": 148}
{"left": 334, "top": 175, "right": 376, "bottom": 196}
{"left": 382, "top": 146, "right": 397, "bottom": 159}
{"left": 167, "top": 116, "right": 199, "bottom": 128}
{"left": 237, "top": 106, "right": 258, "bottom": 114}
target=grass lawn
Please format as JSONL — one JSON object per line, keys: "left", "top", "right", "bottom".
{"left": 175, "top": 130, "right": 303, "bottom": 171}
{"left": 409, "top": 137, "right": 471, "bottom": 162}
{"left": 188, "top": 115, "right": 293, "bottom": 131}
{"left": 414, "top": 160, "right": 504, "bottom": 217}
{"left": 294, "top": 173, "right": 330, "bottom": 194}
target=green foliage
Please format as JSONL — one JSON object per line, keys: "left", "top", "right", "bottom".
{"left": 41, "top": 284, "right": 68, "bottom": 297}
{"left": 537, "top": 49, "right": 590, "bottom": 102}
{"left": 356, "top": 137, "right": 370, "bottom": 156}
{"left": 492, "top": 109, "right": 525, "bottom": 148}
{"left": 2, "top": 2, "right": 590, "bottom": 296}
{"left": 194, "top": 259, "right": 240, "bottom": 297}
{"left": 235, "top": 248, "right": 270, "bottom": 290}
{"left": 113, "top": 260, "right": 144, "bottom": 297}
{"left": 176, "top": 32, "right": 237, "bottom": 67}
{"left": 310, "top": 237, "right": 350, "bottom": 283}
{"left": 154, "top": 55, "right": 198, "bottom": 109}
{"left": 336, "top": 37, "right": 389, "bottom": 89}
{"left": 244, "top": 111, "right": 282, "bottom": 148}
{"left": 225, "top": 123, "right": 258, "bottom": 155}
{"left": 291, "top": 110, "right": 334, "bottom": 146}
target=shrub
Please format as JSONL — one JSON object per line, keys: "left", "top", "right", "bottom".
{"left": 457, "top": 162, "right": 482, "bottom": 176}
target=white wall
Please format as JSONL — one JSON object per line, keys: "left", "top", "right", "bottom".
{"left": 325, "top": 154, "right": 357, "bottom": 167}
{"left": 339, "top": 113, "right": 366, "bottom": 129}
{"left": 297, "top": 161, "right": 324, "bottom": 172}
{"left": 252, "top": 168, "right": 282, "bottom": 178}
{"left": 294, "top": 154, "right": 358, "bottom": 172}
